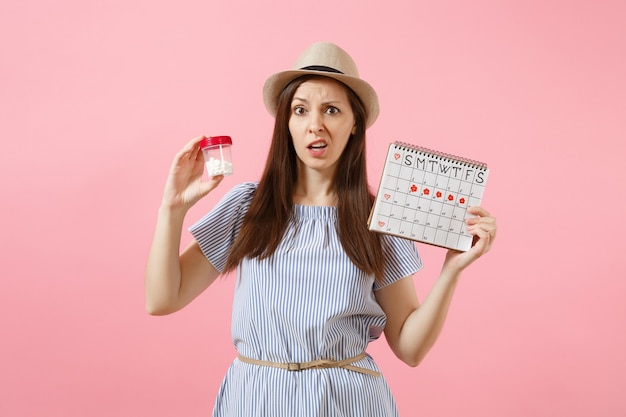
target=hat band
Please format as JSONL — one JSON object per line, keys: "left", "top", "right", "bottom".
{"left": 299, "top": 65, "right": 344, "bottom": 74}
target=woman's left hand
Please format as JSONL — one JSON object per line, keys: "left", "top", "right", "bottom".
{"left": 443, "top": 206, "right": 497, "bottom": 272}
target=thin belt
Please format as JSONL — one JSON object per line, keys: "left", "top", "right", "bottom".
{"left": 237, "top": 352, "right": 381, "bottom": 378}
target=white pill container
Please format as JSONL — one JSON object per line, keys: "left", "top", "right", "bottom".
{"left": 200, "top": 136, "right": 233, "bottom": 177}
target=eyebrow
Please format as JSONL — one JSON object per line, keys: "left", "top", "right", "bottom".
{"left": 292, "top": 97, "right": 343, "bottom": 105}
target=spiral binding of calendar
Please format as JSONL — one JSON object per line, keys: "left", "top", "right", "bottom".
{"left": 393, "top": 141, "right": 488, "bottom": 170}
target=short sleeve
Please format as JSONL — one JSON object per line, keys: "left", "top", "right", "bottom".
{"left": 373, "top": 235, "right": 423, "bottom": 290}
{"left": 188, "top": 182, "right": 258, "bottom": 272}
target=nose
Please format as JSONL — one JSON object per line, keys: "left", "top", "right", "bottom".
{"left": 307, "top": 110, "right": 324, "bottom": 133}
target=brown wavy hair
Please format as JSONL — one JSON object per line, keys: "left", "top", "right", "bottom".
{"left": 224, "top": 75, "right": 386, "bottom": 281}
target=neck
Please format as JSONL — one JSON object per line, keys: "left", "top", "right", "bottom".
{"left": 293, "top": 164, "right": 337, "bottom": 206}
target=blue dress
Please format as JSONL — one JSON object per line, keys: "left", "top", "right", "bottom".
{"left": 190, "top": 182, "right": 422, "bottom": 416}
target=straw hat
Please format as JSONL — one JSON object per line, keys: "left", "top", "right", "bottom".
{"left": 262, "top": 42, "right": 380, "bottom": 128}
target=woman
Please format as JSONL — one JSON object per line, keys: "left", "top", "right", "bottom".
{"left": 145, "top": 42, "right": 497, "bottom": 416}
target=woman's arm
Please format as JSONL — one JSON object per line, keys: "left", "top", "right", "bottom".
{"left": 375, "top": 265, "right": 459, "bottom": 367}
{"left": 144, "top": 137, "right": 224, "bottom": 315}
{"left": 376, "top": 206, "right": 497, "bottom": 366}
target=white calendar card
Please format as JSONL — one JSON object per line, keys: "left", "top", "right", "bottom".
{"left": 368, "top": 141, "right": 490, "bottom": 251}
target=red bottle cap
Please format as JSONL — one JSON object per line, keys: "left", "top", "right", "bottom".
{"left": 199, "top": 136, "right": 232, "bottom": 149}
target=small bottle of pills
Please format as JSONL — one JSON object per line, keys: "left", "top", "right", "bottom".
{"left": 199, "top": 136, "right": 233, "bottom": 177}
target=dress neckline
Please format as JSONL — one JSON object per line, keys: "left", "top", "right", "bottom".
{"left": 293, "top": 204, "right": 337, "bottom": 219}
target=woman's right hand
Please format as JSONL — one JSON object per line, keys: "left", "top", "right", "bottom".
{"left": 161, "top": 136, "right": 224, "bottom": 211}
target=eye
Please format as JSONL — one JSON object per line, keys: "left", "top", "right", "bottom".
{"left": 293, "top": 106, "right": 306, "bottom": 115}
{"left": 325, "top": 106, "right": 340, "bottom": 115}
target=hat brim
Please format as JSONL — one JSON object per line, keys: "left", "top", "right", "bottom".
{"left": 263, "top": 69, "right": 380, "bottom": 128}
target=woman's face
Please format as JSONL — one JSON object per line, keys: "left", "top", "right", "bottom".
{"left": 288, "top": 77, "right": 356, "bottom": 175}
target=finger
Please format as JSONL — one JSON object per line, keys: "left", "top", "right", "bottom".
{"left": 184, "top": 135, "right": 206, "bottom": 149}
{"left": 468, "top": 217, "right": 497, "bottom": 232}
{"left": 193, "top": 145, "right": 204, "bottom": 162}
{"left": 179, "top": 136, "right": 207, "bottom": 160}
{"left": 468, "top": 226, "right": 492, "bottom": 254}
{"left": 467, "top": 206, "right": 490, "bottom": 217}
{"left": 198, "top": 174, "right": 224, "bottom": 196}
{"left": 466, "top": 213, "right": 496, "bottom": 226}
{"left": 468, "top": 220, "right": 497, "bottom": 240}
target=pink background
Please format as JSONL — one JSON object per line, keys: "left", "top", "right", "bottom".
{"left": 2, "top": 1, "right": 625, "bottom": 416}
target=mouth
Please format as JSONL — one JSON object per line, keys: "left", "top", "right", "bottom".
{"left": 307, "top": 140, "right": 328, "bottom": 150}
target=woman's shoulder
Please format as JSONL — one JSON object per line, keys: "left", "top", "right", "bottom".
{"left": 381, "top": 233, "right": 415, "bottom": 249}
{"left": 212, "top": 181, "right": 258, "bottom": 211}
{"left": 380, "top": 235, "right": 423, "bottom": 266}
{"left": 227, "top": 181, "right": 259, "bottom": 196}
{"left": 190, "top": 182, "right": 258, "bottom": 230}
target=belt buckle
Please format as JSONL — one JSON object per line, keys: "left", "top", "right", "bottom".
{"left": 286, "top": 362, "right": 301, "bottom": 371}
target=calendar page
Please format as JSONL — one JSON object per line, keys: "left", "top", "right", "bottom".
{"left": 368, "top": 142, "right": 489, "bottom": 251}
